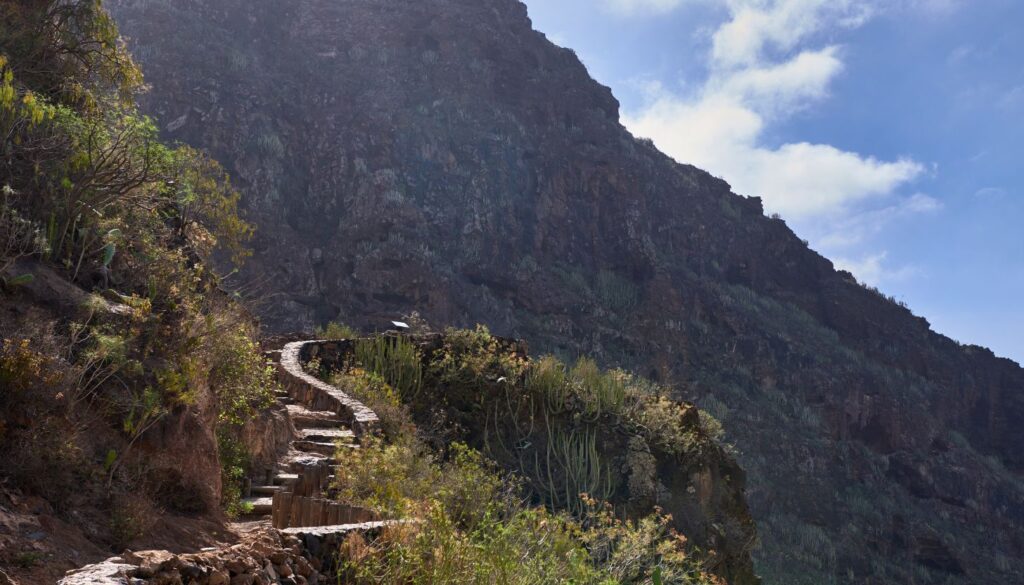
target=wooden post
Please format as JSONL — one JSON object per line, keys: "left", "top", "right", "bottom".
{"left": 271, "top": 492, "right": 281, "bottom": 528}
{"left": 290, "top": 496, "right": 303, "bottom": 528}
{"left": 301, "top": 497, "right": 313, "bottom": 527}
{"left": 278, "top": 492, "right": 294, "bottom": 529}
{"left": 311, "top": 467, "right": 321, "bottom": 497}
{"left": 318, "top": 499, "right": 327, "bottom": 525}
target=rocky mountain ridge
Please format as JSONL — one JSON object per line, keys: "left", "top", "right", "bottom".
{"left": 108, "top": 0, "right": 1024, "bottom": 582}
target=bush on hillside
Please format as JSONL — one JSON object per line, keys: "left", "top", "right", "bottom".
{"left": 0, "top": 0, "right": 277, "bottom": 535}
{"left": 327, "top": 327, "right": 745, "bottom": 583}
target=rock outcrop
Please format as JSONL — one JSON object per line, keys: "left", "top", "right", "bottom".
{"left": 109, "top": 0, "right": 1024, "bottom": 582}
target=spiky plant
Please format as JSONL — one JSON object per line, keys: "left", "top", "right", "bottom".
{"left": 355, "top": 335, "right": 423, "bottom": 400}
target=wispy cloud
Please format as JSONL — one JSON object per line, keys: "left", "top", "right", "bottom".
{"left": 605, "top": 0, "right": 962, "bottom": 20}
{"left": 901, "top": 0, "right": 963, "bottom": 17}
{"left": 834, "top": 252, "right": 919, "bottom": 287}
{"left": 999, "top": 85, "right": 1024, "bottom": 110}
{"left": 813, "top": 193, "right": 942, "bottom": 249}
{"left": 604, "top": 0, "right": 689, "bottom": 15}
{"left": 974, "top": 187, "right": 1007, "bottom": 200}
{"left": 793, "top": 194, "right": 940, "bottom": 286}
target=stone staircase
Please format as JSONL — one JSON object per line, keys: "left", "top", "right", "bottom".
{"left": 240, "top": 341, "right": 380, "bottom": 528}
{"left": 59, "top": 338, "right": 393, "bottom": 584}
{"left": 239, "top": 401, "right": 357, "bottom": 518}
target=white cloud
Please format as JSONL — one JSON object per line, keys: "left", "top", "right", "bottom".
{"left": 834, "top": 252, "right": 918, "bottom": 286}
{"left": 715, "top": 46, "right": 842, "bottom": 113}
{"left": 625, "top": 87, "right": 923, "bottom": 218}
{"left": 711, "top": 0, "right": 868, "bottom": 68}
{"left": 622, "top": 0, "right": 924, "bottom": 219}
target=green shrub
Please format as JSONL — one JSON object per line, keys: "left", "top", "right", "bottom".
{"left": 325, "top": 330, "right": 735, "bottom": 584}
{"left": 571, "top": 357, "right": 628, "bottom": 419}
{"left": 334, "top": 435, "right": 439, "bottom": 518}
{"left": 698, "top": 411, "right": 726, "bottom": 443}
{"left": 330, "top": 372, "right": 416, "bottom": 443}
{"left": 210, "top": 324, "right": 277, "bottom": 426}
{"left": 341, "top": 504, "right": 600, "bottom": 585}
{"left": 527, "top": 354, "right": 570, "bottom": 412}
{"left": 333, "top": 436, "right": 719, "bottom": 585}
{"left": 530, "top": 422, "right": 615, "bottom": 515}
{"left": 316, "top": 321, "right": 360, "bottom": 339}
{"left": 437, "top": 443, "right": 515, "bottom": 528}
{"left": 0, "top": 339, "right": 61, "bottom": 400}
{"left": 632, "top": 395, "right": 689, "bottom": 455}
{"left": 355, "top": 335, "right": 423, "bottom": 400}
{"left": 429, "top": 325, "right": 526, "bottom": 389}
{"left": 217, "top": 428, "right": 252, "bottom": 519}
{"left": 207, "top": 324, "right": 278, "bottom": 515}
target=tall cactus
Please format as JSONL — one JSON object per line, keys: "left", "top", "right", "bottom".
{"left": 355, "top": 335, "right": 422, "bottom": 400}
{"left": 530, "top": 415, "right": 615, "bottom": 517}
{"left": 527, "top": 355, "right": 570, "bottom": 414}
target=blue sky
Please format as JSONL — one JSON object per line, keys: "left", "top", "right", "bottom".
{"left": 521, "top": 0, "right": 1024, "bottom": 364}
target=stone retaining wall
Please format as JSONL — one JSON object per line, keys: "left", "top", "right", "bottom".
{"left": 275, "top": 340, "right": 379, "bottom": 436}
{"left": 58, "top": 524, "right": 389, "bottom": 585}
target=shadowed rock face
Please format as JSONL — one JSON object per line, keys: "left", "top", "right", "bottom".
{"left": 110, "top": 0, "right": 1024, "bottom": 582}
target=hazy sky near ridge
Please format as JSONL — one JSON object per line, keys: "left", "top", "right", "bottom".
{"left": 521, "top": 0, "right": 1024, "bottom": 364}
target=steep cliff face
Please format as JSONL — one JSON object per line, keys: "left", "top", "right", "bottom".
{"left": 109, "top": 0, "right": 1024, "bottom": 582}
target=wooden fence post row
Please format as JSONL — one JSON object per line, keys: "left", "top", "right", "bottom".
{"left": 272, "top": 491, "right": 377, "bottom": 529}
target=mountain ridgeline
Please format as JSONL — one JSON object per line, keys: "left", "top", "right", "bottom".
{"left": 109, "top": 0, "right": 1024, "bottom": 583}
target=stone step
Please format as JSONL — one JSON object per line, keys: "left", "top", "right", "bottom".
{"left": 274, "top": 473, "right": 300, "bottom": 486}
{"left": 281, "top": 450, "right": 331, "bottom": 471}
{"left": 292, "top": 440, "right": 358, "bottom": 457}
{"left": 297, "top": 427, "right": 355, "bottom": 443}
{"left": 286, "top": 404, "right": 346, "bottom": 428}
{"left": 242, "top": 496, "right": 274, "bottom": 515}
{"left": 251, "top": 485, "right": 283, "bottom": 496}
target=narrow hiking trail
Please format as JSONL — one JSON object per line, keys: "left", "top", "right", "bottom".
{"left": 59, "top": 339, "right": 392, "bottom": 585}
{"left": 242, "top": 340, "right": 379, "bottom": 528}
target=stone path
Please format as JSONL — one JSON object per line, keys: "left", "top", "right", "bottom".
{"left": 240, "top": 344, "right": 376, "bottom": 526}
{"left": 239, "top": 401, "right": 356, "bottom": 517}
{"left": 58, "top": 338, "right": 390, "bottom": 584}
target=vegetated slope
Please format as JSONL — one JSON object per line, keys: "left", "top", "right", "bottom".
{"left": 320, "top": 329, "right": 758, "bottom": 584}
{"left": 0, "top": 2, "right": 283, "bottom": 581}
{"left": 109, "top": 0, "right": 1024, "bottom": 582}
